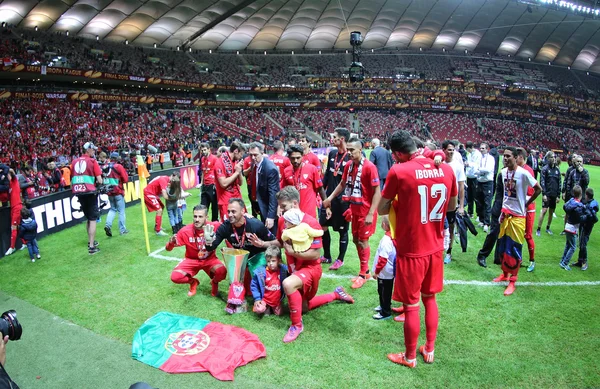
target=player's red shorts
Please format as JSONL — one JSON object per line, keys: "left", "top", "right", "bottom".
{"left": 173, "top": 257, "right": 224, "bottom": 278}
{"left": 295, "top": 265, "right": 323, "bottom": 302}
{"left": 393, "top": 251, "right": 444, "bottom": 305}
{"left": 351, "top": 213, "right": 378, "bottom": 239}
{"left": 11, "top": 205, "right": 23, "bottom": 226}
{"left": 144, "top": 193, "right": 164, "bottom": 212}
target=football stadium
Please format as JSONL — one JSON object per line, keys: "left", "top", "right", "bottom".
{"left": 0, "top": 0, "right": 599, "bottom": 387}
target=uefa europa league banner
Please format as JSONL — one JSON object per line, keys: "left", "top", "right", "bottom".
{"left": 0, "top": 166, "right": 198, "bottom": 250}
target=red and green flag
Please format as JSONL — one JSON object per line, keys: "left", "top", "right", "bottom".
{"left": 132, "top": 312, "right": 266, "bottom": 381}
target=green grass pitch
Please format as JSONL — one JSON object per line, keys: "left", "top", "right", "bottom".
{"left": 1, "top": 162, "right": 599, "bottom": 388}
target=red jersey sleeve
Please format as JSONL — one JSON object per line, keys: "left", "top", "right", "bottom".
{"left": 312, "top": 165, "right": 323, "bottom": 191}
{"left": 366, "top": 162, "right": 380, "bottom": 187}
{"left": 381, "top": 166, "right": 399, "bottom": 200}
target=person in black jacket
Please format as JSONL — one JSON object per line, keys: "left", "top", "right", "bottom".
{"left": 476, "top": 169, "right": 504, "bottom": 268}
{"left": 537, "top": 151, "right": 561, "bottom": 235}
{"left": 18, "top": 208, "right": 40, "bottom": 263}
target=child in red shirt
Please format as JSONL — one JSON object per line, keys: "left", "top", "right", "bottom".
{"left": 251, "top": 246, "right": 289, "bottom": 316}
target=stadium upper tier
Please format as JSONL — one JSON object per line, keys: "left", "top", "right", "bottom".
{"left": 2, "top": 27, "right": 600, "bottom": 102}
{"left": 1, "top": 99, "right": 598, "bottom": 169}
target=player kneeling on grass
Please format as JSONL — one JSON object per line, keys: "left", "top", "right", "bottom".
{"left": 166, "top": 205, "right": 226, "bottom": 297}
{"left": 251, "top": 246, "right": 289, "bottom": 316}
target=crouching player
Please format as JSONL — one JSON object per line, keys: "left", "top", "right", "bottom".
{"left": 166, "top": 205, "right": 227, "bottom": 297}
{"left": 251, "top": 246, "right": 289, "bottom": 316}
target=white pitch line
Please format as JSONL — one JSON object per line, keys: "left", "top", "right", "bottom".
{"left": 148, "top": 248, "right": 600, "bottom": 287}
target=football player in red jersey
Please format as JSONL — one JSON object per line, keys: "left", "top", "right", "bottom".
{"left": 143, "top": 173, "right": 180, "bottom": 236}
{"left": 3, "top": 169, "right": 22, "bottom": 256}
{"left": 323, "top": 137, "right": 381, "bottom": 289}
{"left": 299, "top": 135, "right": 321, "bottom": 171}
{"left": 214, "top": 142, "right": 245, "bottom": 221}
{"left": 166, "top": 205, "right": 226, "bottom": 297}
{"left": 247, "top": 186, "right": 355, "bottom": 343}
{"left": 269, "top": 140, "right": 292, "bottom": 189}
{"left": 287, "top": 145, "right": 327, "bottom": 219}
{"left": 199, "top": 143, "right": 219, "bottom": 221}
{"left": 378, "top": 130, "right": 457, "bottom": 368}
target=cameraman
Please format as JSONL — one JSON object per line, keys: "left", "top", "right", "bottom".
{"left": 0, "top": 335, "right": 19, "bottom": 389}
{"left": 98, "top": 152, "right": 129, "bottom": 236}
{"left": 71, "top": 142, "right": 103, "bottom": 255}
{"left": 17, "top": 167, "right": 37, "bottom": 200}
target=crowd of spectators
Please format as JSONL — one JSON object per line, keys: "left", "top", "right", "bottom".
{"left": 3, "top": 26, "right": 600, "bottom": 101}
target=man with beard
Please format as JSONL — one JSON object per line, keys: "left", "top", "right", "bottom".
{"left": 214, "top": 141, "right": 245, "bottom": 221}
{"left": 199, "top": 143, "right": 219, "bottom": 221}
{"left": 287, "top": 144, "right": 327, "bottom": 219}
{"left": 319, "top": 128, "right": 352, "bottom": 269}
{"left": 204, "top": 198, "right": 276, "bottom": 313}
{"left": 324, "top": 137, "right": 381, "bottom": 289}
{"left": 166, "top": 205, "right": 226, "bottom": 297}
{"left": 537, "top": 151, "right": 561, "bottom": 236}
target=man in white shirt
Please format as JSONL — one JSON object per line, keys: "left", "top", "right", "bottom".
{"left": 493, "top": 147, "right": 541, "bottom": 296}
{"left": 475, "top": 143, "right": 495, "bottom": 233}
{"left": 442, "top": 140, "right": 466, "bottom": 264}
{"left": 464, "top": 141, "right": 481, "bottom": 218}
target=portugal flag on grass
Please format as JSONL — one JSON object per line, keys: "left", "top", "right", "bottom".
{"left": 132, "top": 312, "right": 266, "bottom": 381}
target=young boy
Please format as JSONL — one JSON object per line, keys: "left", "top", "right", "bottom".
{"left": 574, "top": 188, "right": 598, "bottom": 271}
{"left": 560, "top": 185, "right": 589, "bottom": 271}
{"left": 251, "top": 246, "right": 289, "bottom": 316}
{"left": 372, "top": 216, "right": 396, "bottom": 320}
{"left": 18, "top": 208, "right": 40, "bottom": 263}
{"left": 281, "top": 209, "right": 324, "bottom": 253}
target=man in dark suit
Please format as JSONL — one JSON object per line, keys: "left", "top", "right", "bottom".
{"left": 369, "top": 138, "right": 393, "bottom": 190}
{"left": 527, "top": 149, "right": 541, "bottom": 181}
{"left": 248, "top": 142, "right": 280, "bottom": 234}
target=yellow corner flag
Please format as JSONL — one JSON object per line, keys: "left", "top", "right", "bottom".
{"left": 137, "top": 155, "right": 151, "bottom": 255}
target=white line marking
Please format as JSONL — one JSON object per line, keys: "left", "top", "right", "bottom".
{"left": 149, "top": 248, "right": 600, "bottom": 287}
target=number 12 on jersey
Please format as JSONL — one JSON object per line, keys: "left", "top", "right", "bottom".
{"left": 417, "top": 184, "right": 448, "bottom": 224}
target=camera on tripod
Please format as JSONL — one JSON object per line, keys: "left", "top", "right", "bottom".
{"left": 0, "top": 310, "right": 22, "bottom": 341}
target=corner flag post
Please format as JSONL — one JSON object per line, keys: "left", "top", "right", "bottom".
{"left": 137, "top": 155, "right": 151, "bottom": 255}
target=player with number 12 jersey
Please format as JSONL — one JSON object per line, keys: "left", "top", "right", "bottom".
{"left": 383, "top": 157, "right": 457, "bottom": 258}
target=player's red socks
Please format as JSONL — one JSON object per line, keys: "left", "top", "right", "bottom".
{"left": 422, "top": 295, "right": 439, "bottom": 353}
{"left": 403, "top": 305, "right": 420, "bottom": 360}
{"left": 357, "top": 245, "right": 371, "bottom": 275}
{"left": 288, "top": 291, "right": 303, "bottom": 326}
{"left": 308, "top": 293, "right": 335, "bottom": 310}
{"left": 155, "top": 215, "right": 162, "bottom": 232}
{"left": 171, "top": 271, "right": 191, "bottom": 284}
{"left": 10, "top": 229, "right": 17, "bottom": 248}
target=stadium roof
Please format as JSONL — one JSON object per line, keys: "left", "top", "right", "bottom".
{"left": 2, "top": 0, "right": 600, "bottom": 72}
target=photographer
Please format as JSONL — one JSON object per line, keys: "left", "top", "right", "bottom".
{"left": 71, "top": 142, "right": 103, "bottom": 255}
{"left": 99, "top": 152, "right": 129, "bottom": 237}
{"left": 0, "top": 334, "right": 20, "bottom": 388}
{"left": 43, "top": 160, "right": 64, "bottom": 192}
{"left": 17, "top": 167, "right": 37, "bottom": 200}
